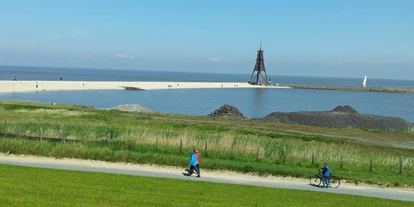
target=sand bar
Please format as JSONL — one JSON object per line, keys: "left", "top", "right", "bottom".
{"left": 0, "top": 81, "right": 291, "bottom": 93}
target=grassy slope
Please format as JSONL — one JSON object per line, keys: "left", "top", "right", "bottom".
{"left": 0, "top": 100, "right": 413, "bottom": 187}
{"left": 0, "top": 164, "right": 412, "bottom": 207}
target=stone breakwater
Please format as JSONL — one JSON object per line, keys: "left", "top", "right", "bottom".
{"left": 255, "top": 105, "right": 412, "bottom": 132}
{"left": 290, "top": 84, "right": 414, "bottom": 93}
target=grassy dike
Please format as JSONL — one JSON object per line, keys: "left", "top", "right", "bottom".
{"left": 0, "top": 100, "right": 413, "bottom": 187}
{"left": 0, "top": 165, "right": 412, "bottom": 207}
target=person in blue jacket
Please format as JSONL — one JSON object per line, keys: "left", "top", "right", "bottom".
{"left": 321, "top": 162, "right": 331, "bottom": 188}
{"left": 185, "top": 149, "right": 198, "bottom": 176}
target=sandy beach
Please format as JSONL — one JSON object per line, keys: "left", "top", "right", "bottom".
{"left": 0, "top": 80, "right": 291, "bottom": 93}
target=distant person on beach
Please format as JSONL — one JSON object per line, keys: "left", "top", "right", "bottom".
{"left": 60, "top": 77, "right": 62, "bottom": 81}
{"left": 321, "top": 162, "right": 331, "bottom": 188}
{"left": 14, "top": 76, "right": 17, "bottom": 81}
{"left": 185, "top": 149, "right": 197, "bottom": 176}
{"left": 195, "top": 149, "right": 201, "bottom": 177}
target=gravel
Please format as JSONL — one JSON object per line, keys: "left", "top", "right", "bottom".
{"left": 208, "top": 104, "right": 248, "bottom": 119}
{"left": 108, "top": 104, "right": 152, "bottom": 113}
{"left": 255, "top": 105, "right": 411, "bottom": 132}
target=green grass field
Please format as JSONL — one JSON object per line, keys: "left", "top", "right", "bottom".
{"left": 0, "top": 100, "right": 413, "bottom": 187}
{"left": 0, "top": 164, "right": 412, "bottom": 207}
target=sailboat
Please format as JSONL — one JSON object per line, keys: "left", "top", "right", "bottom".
{"left": 362, "top": 75, "right": 367, "bottom": 87}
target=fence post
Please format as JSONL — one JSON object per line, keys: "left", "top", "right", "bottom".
{"left": 180, "top": 139, "right": 182, "bottom": 153}
{"left": 155, "top": 136, "right": 158, "bottom": 151}
{"left": 40, "top": 127, "right": 43, "bottom": 141}
{"left": 369, "top": 153, "right": 373, "bottom": 172}
{"left": 340, "top": 151, "right": 343, "bottom": 169}
{"left": 205, "top": 141, "right": 208, "bottom": 156}
{"left": 256, "top": 143, "right": 259, "bottom": 161}
{"left": 61, "top": 129, "right": 65, "bottom": 143}
{"left": 283, "top": 146, "right": 286, "bottom": 163}
{"left": 399, "top": 156, "right": 403, "bottom": 174}
{"left": 311, "top": 150, "right": 314, "bottom": 166}
{"left": 84, "top": 132, "right": 88, "bottom": 145}
{"left": 107, "top": 133, "right": 111, "bottom": 147}
{"left": 18, "top": 126, "right": 21, "bottom": 139}
{"left": 130, "top": 135, "right": 135, "bottom": 146}
{"left": 231, "top": 143, "right": 234, "bottom": 158}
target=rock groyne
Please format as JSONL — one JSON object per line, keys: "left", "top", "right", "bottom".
{"left": 290, "top": 84, "right": 414, "bottom": 93}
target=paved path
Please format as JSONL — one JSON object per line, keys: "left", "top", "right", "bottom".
{"left": 1, "top": 156, "right": 413, "bottom": 202}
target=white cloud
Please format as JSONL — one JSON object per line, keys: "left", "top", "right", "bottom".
{"left": 209, "top": 58, "right": 221, "bottom": 62}
{"left": 115, "top": 54, "right": 135, "bottom": 59}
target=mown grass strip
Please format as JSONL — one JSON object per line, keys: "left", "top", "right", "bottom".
{"left": 0, "top": 164, "right": 412, "bottom": 207}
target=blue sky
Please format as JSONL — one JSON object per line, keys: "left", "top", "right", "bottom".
{"left": 0, "top": 0, "right": 413, "bottom": 79}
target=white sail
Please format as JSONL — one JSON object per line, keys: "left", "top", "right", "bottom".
{"left": 362, "top": 75, "right": 367, "bottom": 87}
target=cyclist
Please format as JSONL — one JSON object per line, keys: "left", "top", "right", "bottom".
{"left": 321, "top": 163, "right": 331, "bottom": 188}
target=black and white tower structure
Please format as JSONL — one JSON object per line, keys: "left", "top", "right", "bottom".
{"left": 249, "top": 42, "right": 270, "bottom": 85}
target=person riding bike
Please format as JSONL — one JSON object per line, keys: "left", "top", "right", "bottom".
{"left": 321, "top": 162, "right": 331, "bottom": 188}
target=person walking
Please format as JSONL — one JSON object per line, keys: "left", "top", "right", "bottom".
{"left": 195, "top": 150, "right": 201, "bottom": 177}
{"left": 185, "top": 149, "right": 197, "bottom": 176}
{"left": 321, "top": 163, "right": 331, "bottom": 188}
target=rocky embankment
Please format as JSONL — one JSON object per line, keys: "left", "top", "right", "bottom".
{"left": 105, "top": 103, "right": 412, "bottom": 132}
{"left": 208, "top": 104, "right": 248, "bottom": 119}
{"left": 256, "top": 105, "right": 411, "bottom": 132}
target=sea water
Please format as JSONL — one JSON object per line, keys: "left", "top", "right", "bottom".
{"left": 1, "top": 65, "right": 414, "bottom": 122}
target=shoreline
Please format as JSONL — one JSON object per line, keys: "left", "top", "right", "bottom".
{"left": 0, "top": 80, "right": 291, "bottom": 93}
{"left": 2, "top": 81, "right": 413, "bottom": 94}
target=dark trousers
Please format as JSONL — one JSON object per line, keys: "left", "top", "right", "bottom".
{"left": 322, "top": 176, "right": 330, "bottom": 187}
{"left": 188, "top": 165, "right": 196, "bottom": 175}
{"left": 195, "top": 164, "right": 200, "bottom": 175}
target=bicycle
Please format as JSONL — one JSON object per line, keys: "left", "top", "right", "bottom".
{"left": 309, "top": 169, "right": 341, "bottom": 188}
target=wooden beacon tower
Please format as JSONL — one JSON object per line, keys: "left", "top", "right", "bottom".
{"left": 249, "top": 42, "right": 270, "bottom": 85}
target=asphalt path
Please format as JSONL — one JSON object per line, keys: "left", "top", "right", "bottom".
{"left": 1, "top": 157, "right": 413, "bottom": 202}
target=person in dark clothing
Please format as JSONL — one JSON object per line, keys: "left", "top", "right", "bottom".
{"left": 321, "top": 163, "right": 331, "bottom": 188}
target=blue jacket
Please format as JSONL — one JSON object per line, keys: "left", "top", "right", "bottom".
{"left": 322, "top": 165, "right": 330, "bottom": 177}
{"left": 189, "top": 153, "right": 197, "bottom": 166}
